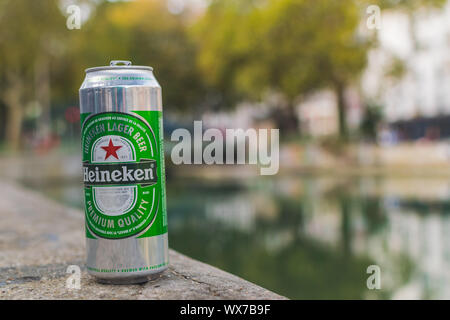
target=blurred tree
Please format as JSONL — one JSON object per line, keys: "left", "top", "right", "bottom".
{"left": 191, "top": 0, "right": 256, "bottom": 110}
{"left": 0, "top": 0, "right": 67, "bottom": 150}
{"left": 68, "top": 0, "right": 206, "bottom": 113}
{"left": 194, "top": 0, "right": 370, "bottom": 138}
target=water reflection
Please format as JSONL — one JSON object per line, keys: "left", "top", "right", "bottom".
{"left": 34, "top": 173, "right": 450, "bottom": 299}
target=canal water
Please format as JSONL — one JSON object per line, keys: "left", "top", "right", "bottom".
{"left": 29, "top": 172, "right": 450, "bottom": 299}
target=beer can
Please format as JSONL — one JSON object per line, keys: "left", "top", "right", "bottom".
{"left": 79, "top": 60, "right": 168, "bottom": 284}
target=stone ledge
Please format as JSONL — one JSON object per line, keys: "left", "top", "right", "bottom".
{"left": 0, "top": 181, "right": 285, "bottom": 300}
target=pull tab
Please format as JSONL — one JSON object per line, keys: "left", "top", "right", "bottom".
{"left": 110, "top": 60, "right": 132, "bottom": 66}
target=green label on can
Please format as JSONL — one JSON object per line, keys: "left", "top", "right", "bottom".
{"left": 80, "top": 111, "right": 167, "bottom": 240}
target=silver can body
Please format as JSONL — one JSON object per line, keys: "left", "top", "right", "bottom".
{"left": 79, "top": 61, "right": 168, "bottom": 284}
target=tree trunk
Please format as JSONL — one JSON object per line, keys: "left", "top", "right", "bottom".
{"left": 334, "top": 82, "right": 348, "bottom": 140}
{"left": 4, "top": 95, "right": 24, "bottom": 151}
{"left": 273, "top": 101, "right": 299, "bottom": 136}
{"left": 340, "top": 195, "right": 351, "bottom": 255}
{"left": 35, "top": 54, "right": 51, "bottom": 139}
{"left": 2, "top": 72, "right": 25, "bottom": 151}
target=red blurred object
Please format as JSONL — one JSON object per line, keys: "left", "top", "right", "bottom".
{"left": 34, "top": 134, "right": 61, "bottom": 155}
{"left": 65, "top": 106, "right": 80, "bottom": 123}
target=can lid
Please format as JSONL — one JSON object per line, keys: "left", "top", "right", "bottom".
{"left": 85, "top": 60, "right": 153, "bottom": 73}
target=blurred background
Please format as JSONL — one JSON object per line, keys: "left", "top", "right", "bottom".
{"left": 1, "top": 0, "right": 450, "bottom": 299}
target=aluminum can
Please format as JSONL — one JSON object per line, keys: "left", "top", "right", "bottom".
{"left": 79, "top": 60, "right": 168, "bottom": 284}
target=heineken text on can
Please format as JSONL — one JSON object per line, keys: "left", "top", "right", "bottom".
{"left": 79, "top": 60, "right": 168, "bottom": 284}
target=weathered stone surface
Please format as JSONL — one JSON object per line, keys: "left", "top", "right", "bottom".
{"left": 0, "top": 181, "right": 286, "bottom": 300}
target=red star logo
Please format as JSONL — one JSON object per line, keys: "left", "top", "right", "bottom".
{"left": 101, "top": 139, "right": 122, "bottom": 160}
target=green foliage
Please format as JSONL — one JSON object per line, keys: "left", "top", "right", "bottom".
{"left": 69, "top": 0, "right": 206, "bottom": 112}
{"left": 194, "top": 0, "right": 372, "bottom": 138}
{"left": 0, "top": 0, "right": 449, "bottom": 146}
{"left": 385, "top": 56, "right": 406, "bottom": 80}
{"left": 194, "top": 0, "right": 370, "bottom": 104}
{"left": 0, "top": 0, "right": 68, "bottom": 148}
{"left": 0, "top": 0, "right": 66, "bottom": 75}
{"left": 191, "top": 0, "right": 259, "bottom": 107}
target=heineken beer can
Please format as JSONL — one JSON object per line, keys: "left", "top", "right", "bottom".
{"left": 79, "top": 60, "right": 168, "bottom": 284}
